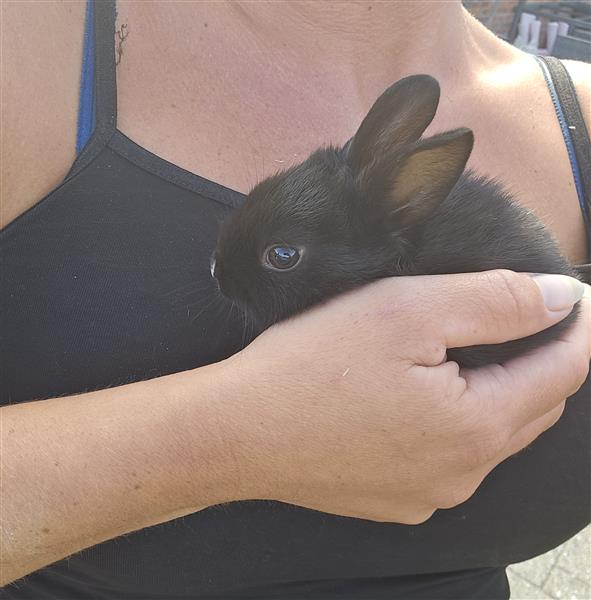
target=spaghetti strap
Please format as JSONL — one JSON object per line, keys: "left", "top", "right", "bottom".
{"left": 68, "top": 0, "right": 117, "bottom": 178}
{"left": 93, "top": 0, "right": 117, "bottom": 133}
{"left": 535, "top": 56, "right": 591, "bottom": 255}
{"left": 76, "top": 0, "right": 96, "bottom": 154}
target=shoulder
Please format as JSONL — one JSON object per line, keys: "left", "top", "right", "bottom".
{"left": 461, "top": 51, "right": 589, "bottom": 264}
{"left": 560, "top": 59, "right": 591, "bottom": 133}
{"left": 1, "top": 1, "right": 85, "bottom": 229}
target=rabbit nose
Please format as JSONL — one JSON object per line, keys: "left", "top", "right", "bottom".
{"left": 209, "top": 253, "right": 241, "bottom": 300}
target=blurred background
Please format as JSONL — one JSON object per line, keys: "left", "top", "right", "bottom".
{"left": 463, "top": 0, "right": 590, "bottom": 61}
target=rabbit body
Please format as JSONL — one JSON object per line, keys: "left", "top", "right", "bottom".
{"left": 411, "top": 174, "right": 578, "bottom": 367}
{"left": 213, "top": 75, "right": 578, "bottom": 368}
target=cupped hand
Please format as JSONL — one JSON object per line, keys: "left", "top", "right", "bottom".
{"left": 223, "top": 270, "right": 589, "bottom": 523}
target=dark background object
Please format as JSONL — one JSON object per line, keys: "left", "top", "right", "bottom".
{"left": 510, "top": 1, "right": 590, "bottom": 60}
{"left": 463, "top": 0, "right": 591, "bottom": 61}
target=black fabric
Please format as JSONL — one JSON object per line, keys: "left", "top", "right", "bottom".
{"left": 67, "top": 0, "right": 117, "bottom": 180}
{"left": 1, "top": 2, "right": 589, "bottom": 598}
{"left": 537, "top": 56, "right": 591, "bottom": 281}
{"left": 540, "top": 57, "right": 591, "bottom": 219}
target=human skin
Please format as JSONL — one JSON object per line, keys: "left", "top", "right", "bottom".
{"left": 1, "top": 0, "right": 590, "bottom": 588}
{"left": 2, "top": 272, "right": 588, "bottom": 585}
{"left": 112, "top": 0, "right": 590, "bottom": 265}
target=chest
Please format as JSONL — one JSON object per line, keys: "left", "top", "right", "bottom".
{"left": 116, "top": 35, "right": 587, "bottom": 265}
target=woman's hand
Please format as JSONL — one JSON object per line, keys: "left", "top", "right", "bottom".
{"left": 1, "top": 270, "right": 586, "bottom": 584}
{"left": 223, "top": 270, "right": 589, "bottom": 524}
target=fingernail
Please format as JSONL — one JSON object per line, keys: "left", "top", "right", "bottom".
{"left": 529, "top": 274, "right": 586, "bottom": 311}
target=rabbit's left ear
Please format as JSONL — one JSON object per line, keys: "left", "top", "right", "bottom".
{"left": 388, "top": 128, "right": 474, "bottom": 228}
{"left": 346, "top": 75, "right": 440, "bottom": 173}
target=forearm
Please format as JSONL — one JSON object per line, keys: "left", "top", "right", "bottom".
{"left": 0, "top": 362, "right": 241, "bottom": 586}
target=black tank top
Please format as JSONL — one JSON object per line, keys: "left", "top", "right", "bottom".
{"left": 1, "top": 3, "right": 590, "bottom": 598}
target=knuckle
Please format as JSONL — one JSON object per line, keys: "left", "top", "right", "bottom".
{"left": 463, "top": 424, "right": 509, "bottom": 468}
{"left": 436, "top": 482, "right": 479, "bottom": 509}
{"left": 399, "top": 509, "right": 436, "bottom": 525}
{"left": 484, "top": 269, "right": 531, "bottom": 328}
{"left": 548, "top": 402, "right": 567, "bottom": 428}
{"left": 571, "top": 356, "right": 590, "bottom": 390}
{"left": 449, "top": 402, "right": 509, "bottom": 468}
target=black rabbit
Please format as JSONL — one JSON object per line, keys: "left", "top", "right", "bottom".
{"left": 212, "top": 75, "right": 580, "bottom": 368}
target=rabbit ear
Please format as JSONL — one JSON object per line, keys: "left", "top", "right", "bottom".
{"left": 346, "top": 75, "right": 440, "bottom": 172}
{"left": 388, "top": 128, "right": 474, "bottom": 228}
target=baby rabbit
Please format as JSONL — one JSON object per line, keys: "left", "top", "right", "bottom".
{"left": 212, "top": 75, "right": 579, "bottom": 368}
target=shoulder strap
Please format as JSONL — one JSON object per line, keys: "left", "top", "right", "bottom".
{"left": 535, "top": 56, "right": 591, "bottom": 274}
{"left": 76, "top": 0, "right": 96, "bottom": 154}
{"left": 68, "top": 0, "right": 117, "bottom": 177}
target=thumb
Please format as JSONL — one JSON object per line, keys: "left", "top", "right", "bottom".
{"left": 461, "top": 284, "right": 590, "bottom": 449}
{"left": 397, "top": 270, "right": 584, "bottom": 351}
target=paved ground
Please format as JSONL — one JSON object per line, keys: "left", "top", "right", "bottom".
{"left": 508, "top": 525, "right": 590, "bottom": 599}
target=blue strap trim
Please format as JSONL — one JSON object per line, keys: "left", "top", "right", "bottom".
{"left": 535, "top": 56, "right": 591, "bottom": 236}
{"left": 76, "top": 0, "right": 96, "bottom": 155}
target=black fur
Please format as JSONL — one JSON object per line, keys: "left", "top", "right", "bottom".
{"left": 214, "top": 75, "right": 579, "bottom": 368}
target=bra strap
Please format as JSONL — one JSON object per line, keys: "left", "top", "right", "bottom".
{"left": 76, "top": 0, "right": 96, "bottom": 154}
{"left": 535, "top": 56, "right": 591, "bottom": 261}
{"left": 68, "top": 0, "right": 117, "bottom": 178}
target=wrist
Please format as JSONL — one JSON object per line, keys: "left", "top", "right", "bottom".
{"left": 172, "top": 356, "right": 274, "bottom": 507}
{"left": 201, "top": 351, "right": 287, "bottom": 505}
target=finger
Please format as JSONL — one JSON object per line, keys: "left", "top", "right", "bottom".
{"left": 462, "top": 402, "right": 567, "bottom": 498}
{"left": 462, "top": 288, "right": 590, "bottom": 434}
{"left": 498, "top": 401, "right": 566, "bottom": 463}
{"left": 386, "top": 270, "right": 584, "bottom": 351}
{"left": 469, "top": 401, "right": 567, "bottom": 490}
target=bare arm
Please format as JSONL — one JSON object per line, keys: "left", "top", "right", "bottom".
{"left": 0, "top": 5, "right": 242, "bottom": 584}
{"left": 2, "top": 5, "right": 589, "bottom": 589}
{"left": 1, "top": 272, "right": 588, "bottom": 587}
{"left": 0, "top": 363, "right": 240, "bottom": 586}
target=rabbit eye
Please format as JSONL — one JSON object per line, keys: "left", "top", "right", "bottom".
{"left": 265, "top": 246, "right": 301, "bottom": 271}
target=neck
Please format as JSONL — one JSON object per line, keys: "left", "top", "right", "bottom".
{"left": 126, "top": 1, "right": 520, "bottom": 111}
{"left": 117, "top": 0, "right": 529, "bottom": 195}
{"left": 228, "top": 0, "right": 517, "bottom": 89}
